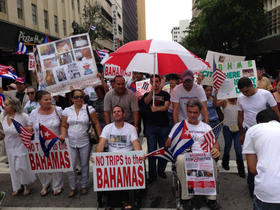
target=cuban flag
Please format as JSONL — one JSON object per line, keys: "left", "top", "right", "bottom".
{"left": 212, "top": 58, "right": 226, "bottom": 90}
{"left": 39, "top": 124, "right": 59, "bottom": 157}
{"left": 15, "top": 42, "right": 27, "bottom": 55}
{"left": 11, "top": 119, "right": 33, "bottom": 150}
{"left": 44, "top": 35, "right": 50, "bottom": 43}
{"left": 170, "top": 120, "right": 194, "bottom": 159}
{"left": 201, "top": 129, "right": 216, "bottom": 153}
{"left": 0, "top": 94, "right": 4, "bottom": 113}
{"left": 96, "top": 49, "right": 109, "bottom": 61}
{"left": 0, "top": 65, "right": 17, "bottom": 80}
{"left": 145, "top": 147, "right": 175, "bottom": 163}
{"left": 89, "top": 24, "right": 96, "bottom": 31}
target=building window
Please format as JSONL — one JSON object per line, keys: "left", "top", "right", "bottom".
{"left": 0, "top": 0, "right": 6, "bottom": 13}
{"left": 63, "top": 20, "right": 66, "bottom": 36}
{"left": 117, "top": 12, "right": 121, "bottom": 19}
{"left": 78, "top": 0, "right": 80, "bottom": 13}
{"left": 101, "top": 8, "right": 112, "bottom": 23}
{"left": 72, "top": 0, "right": 74, "bottom": 9}
{"left": 44, "top": 10, "right": 49, "bottom": 29}
{"left": 32, "top": 4, "right": 37, "bottom": 25}
{"left": 118, "top": 25, "right": 122, "bottom": 34}
{"left": 106, "top": 0, "right": 112, "bottom": 7}
{"left": 54, "top": 15, "right": 58, "bottom": 33}
{"left": 17, "top": 0, "right": 23, "bottom": 19}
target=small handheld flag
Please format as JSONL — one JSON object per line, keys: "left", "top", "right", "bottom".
{"left": 213, "top": 58, "right": 226, "bottom": 90}
{"left": 39, "top": 124, "right": 59, "bottom": 157}
{"left": 89, "top": 24, "right": 96, "bottom": 31}
{"left": 145, "top": 147, "right": 175, "bottom": 163}
{"left": 201, "top": 130, "right": 216, "bottom": 153}
{"left": 15, "top": 42, "right": 27, "bottom": 55}
{"left": 96, "top": 49, "right": 109, "bottom": 61}
{"left": 0, "top": 65, "right": 18, "bottom": 80}
{"left": 11, "top": 119, "right": 33, "bottom": 149}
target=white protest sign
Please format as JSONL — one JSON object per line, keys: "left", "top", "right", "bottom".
{"left": 104, "top": 64, "right": 132, "bottom": 81}
{"left": 136, "top": 79, "right": 152, "bottom": 97}
{"left": 36, "top": 33, "right": 100, "bottom": 94}
{"left": 92, "top": 151, "right": 145, "bottom": 191}
{"left": 28, "top": 53, "right": 36, "bottom": 71}
{"left": 185, "top": 153, "right": 216, "bottom": 196}
{"left": 202, "top": 51, "right": 246, "bottom": 86}
{"left": 28, "top": 139, "right": 73, "bottom": 173}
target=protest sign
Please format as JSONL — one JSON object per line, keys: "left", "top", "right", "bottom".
{"left": 216, "top": 60, "right": 257, "bottom": 99}
{"left": 27, "top": 139, "right": 73, "bottom": 173}
{"left": 28, "top": 53, "right": 36, "bottom": 71}
{"left": 92, "top": 151, "right": 145, "bottom": 191}
{"left": 185, "top": 153, "right": 216, "bottom": 196}
{"left": 136, "top": 79, "right": 152, "bottom": 97}
{"left": 202, "top": 51, "right": 245, "bottom": 86}
{"left": 35, "top": 33, "right": 100, "bottom": 94}
{"left": 104, "top": 64, "right": 132, "bottom": 81}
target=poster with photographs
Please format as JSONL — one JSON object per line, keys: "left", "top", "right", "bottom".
{"left": 35, "top": 33, "right": 100, "bottom": 94}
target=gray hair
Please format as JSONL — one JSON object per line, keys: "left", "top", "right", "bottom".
{"left": 187, "top": 99, "right": 202, "bottom": 111}
{"left": 4, "top": 97, "right": 23, "bottom": 116}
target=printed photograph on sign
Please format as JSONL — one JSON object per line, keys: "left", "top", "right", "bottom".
{"left": 71, "top": 35, "right": 89, "bottom": 48}
{"left": 55, "top": 68, "right": 67, "bottom": 82}
{"left": 67, "top": 63, "right": 81, "bottom": 79}
{"left": 43, "top": 57, "right": 58, "bottom": 69}
{"left": 44, "top": 70, "right": 56, "bottom": 86}
{"left": 74, "top": 48, "right": 92, "bottom": 61}
{"left": 40, "top": 44, "right": 56, "bottom": 56}
{"left": 242, "top": 68, "right": 254, "bottom": 77}
{"left": 56, "top": 39, "right": 72, "bottom": 53}
{"left": 58, "top": 52, "right": 74, "bottom": 66}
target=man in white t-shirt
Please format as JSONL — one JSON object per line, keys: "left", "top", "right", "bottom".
{"left": 166, "top": 99, "right": 220, "bottom": 210}
{"left": 243, "top": 108, "right": 280, "bottom": 209}
{"left": 171, "top": 70, "right": 208, "bottom": 124}
{"left": 237, "top": 77, "right": 280, "bottom": 197}
{"left": 96, "top": 105, "right": 141, "bottom": 209}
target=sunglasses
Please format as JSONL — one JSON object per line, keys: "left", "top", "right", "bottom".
{"left": 73, "top": 95, "right": 84, "bottom": 99}
{"left": 27, "top": 92, "right": 35, "bottom": 95}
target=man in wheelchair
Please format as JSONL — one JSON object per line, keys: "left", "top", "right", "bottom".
{"left": 96, "top": 105, "right": 142, "bottom": 210}
{"left": 166, "top": 99, "right": 220, "bottom": 210}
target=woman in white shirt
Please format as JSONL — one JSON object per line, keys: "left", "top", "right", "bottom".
{"left": 27, "top": 90, "right": 64, "bottom": 196}
{"left": 2, "top": 97, "right": 35, "bottom": 196}
{"left": 61, "top": 89, "right": 101, "bottom": 197}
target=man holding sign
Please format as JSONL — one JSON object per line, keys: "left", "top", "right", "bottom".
{"left": 96, "top": 105, "right": 142, "bottom": 209}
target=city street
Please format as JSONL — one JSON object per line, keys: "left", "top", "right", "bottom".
{"left": 0, "top": 136, "right": 253, "bottom": 210}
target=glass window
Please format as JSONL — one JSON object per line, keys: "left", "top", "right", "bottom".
{"left": 32, "top": 4, "right": 37, "bottom": 25}
{"left": 54, "top": 15, "right": 58, "bottom": 33}
{"left": 0, "top": 0, "right": 6, "bottom": 13}
{"left": 17, "top": 0, "right": 23, "bottom": 19}
{"left": 63, "top": 20, "right": 66, "bottom": 36}
{"left": 44, "top": 10, "right": 49, "bottom": 29}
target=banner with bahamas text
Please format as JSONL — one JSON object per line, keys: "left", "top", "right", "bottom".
{"left": 92, "top": 151, "right": 145, "bottom": 191}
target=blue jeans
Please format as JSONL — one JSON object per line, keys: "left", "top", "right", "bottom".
{"left": 209, "top": 119, "right": 222, "bottom": 140}
{"left": 253, "top": 195, "right": 280, "bottom": 210}
{"left": 145, "top": 124, "right": 169, "bottom": 178}
{"left": 222, "top": 126, "right": 243, "bottom": 161}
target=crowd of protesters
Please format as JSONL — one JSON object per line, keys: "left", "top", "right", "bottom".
{"left": 0, "top": 66, "right": 280, "bottom": 210}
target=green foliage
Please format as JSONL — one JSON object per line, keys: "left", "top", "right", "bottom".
{"left": 72, "top": 0, "right": 111, "bottom": 49}
{"left": 181, "top": 0, "right": 267, "bottom": 57}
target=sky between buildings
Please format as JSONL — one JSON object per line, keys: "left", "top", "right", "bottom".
{"left": 145, "top": 0, "right": 192, "bottom": 41}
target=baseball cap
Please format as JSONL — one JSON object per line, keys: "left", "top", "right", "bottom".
{"left": 7, "top": 83, "right": 16, "bottom": 89}
{"left": 182, "top": 70, "right": 194, "bottom": 81}
{"left": 15, "top": 77, "right": 25, "bottom": 84}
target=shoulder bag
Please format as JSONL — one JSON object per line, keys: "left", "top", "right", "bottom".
{"left": 86, "top": 105, "right": 98, "bottom": 144}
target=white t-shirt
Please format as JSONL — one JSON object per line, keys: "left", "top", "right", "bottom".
{"left": 243, "top": 121, "right": 280, "bottom": 203}
{"left": 237, "top": 89, "right": 276, "bottom": 128}
{"left": 168, "top": 120, "right": 212, "bottom": 153}
{"left": 62, "top": 104, "right": 95, "bottom": 148}
{"left": 100, "top": 122, "right": 138, "bottom": 152}
{"left": 24, "top": 100, "right": 40, "bottom": 115}
{"left": 171, "top": 84, "right": 207, "bottom": 122}
{"left": 84, "top": 86, "right": 98, "bottom": 102}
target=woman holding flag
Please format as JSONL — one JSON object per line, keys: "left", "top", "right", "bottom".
{"left": 1, "top": 97, "right": 35, "bottom": 196}
{"left": 27, "top": 90, "right": 64, "bottom": 196}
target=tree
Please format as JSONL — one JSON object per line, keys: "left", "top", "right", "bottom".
{"left": 72, "top": 0, "right": 111, "bottom": 49}
{"left": 180, "top": 0, "right": 267, "bottom": 57}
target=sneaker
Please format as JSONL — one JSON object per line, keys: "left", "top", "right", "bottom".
{"left": 207, "top": 200, "right": 220, "bottom": 210}
{"left": 182, "top": 199, "right": 193, "bottom": 210}
{"left": 0, "top": 191, "right": 5, "bottom": 205}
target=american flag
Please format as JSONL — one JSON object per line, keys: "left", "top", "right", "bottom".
{"left": 15, "top": 42, "right": 27, "bottom": 55}
{"left": 201, "top": 129, "right": 216, "bottom": 153}
{"left": 212, "top": 58, "right": 226, "bottom": 90}
{"left": 145, "top": 147, "right": 175, "bottom": 163}
{"left": 11, "top": 119, "right": 33, "bottom": 150}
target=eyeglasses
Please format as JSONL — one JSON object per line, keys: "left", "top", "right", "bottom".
{"left": 27, "top": 92, "right": 35, "bottom": 95}
{"left": 73, "top": 95, "right": 84, "bottom": 99}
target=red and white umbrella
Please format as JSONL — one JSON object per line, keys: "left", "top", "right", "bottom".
{"left": 102, "top": 39, "right": 210, "bottom": 75}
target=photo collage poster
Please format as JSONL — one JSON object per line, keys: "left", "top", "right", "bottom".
{"left": 35, "top": 33, "right": 100, "bottom": 94}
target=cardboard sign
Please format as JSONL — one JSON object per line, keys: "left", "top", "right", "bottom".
{"left": 28, "top": 139, "right": 73, "bottom": 173}
{"left": 136, "top": 79, "right": 152, "bottom": 97}
{"left": 185, "top": 153, "right": 216, "bottom": 196}
{"left": 92, "top": 151, "right": 145, "bottom": 191}
{"left": 28, "top": 53, "right": 36, "bottom": 71}
{"left": 35, "top": 33, "right": 100, "bottom": 94}
{"left": 104, "top": 64, "right": 132, "bottom": 81}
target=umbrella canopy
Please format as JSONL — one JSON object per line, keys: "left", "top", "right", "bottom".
{"left": 102, "top": 39, "right": 210, "bottom": 75}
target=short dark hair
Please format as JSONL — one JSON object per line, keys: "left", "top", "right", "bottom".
{"left": 237, "top": 77, "right": 252, "bottom": 89}
{"left": 113, "top": 105, "right": 124, "bottom": 113}
{"left": 35, "top": 90, "right": 50, "bottom": 102}
{"left": 70, "top": 89, "right": 85, "bottom": 98}
{"left": 256, "top": 108, "right": 279, "bottom": 123}
{"left": 150, "top": 74, "right": 161, "bottom": 82}
{"left": 203, "top": 85, "right": 212, "bottom": 90}
{"left": 114, "top": 75, "right": 124, "bottom": 81}
{"left": 187, "top": 99, "right": 202, "bottom": 111}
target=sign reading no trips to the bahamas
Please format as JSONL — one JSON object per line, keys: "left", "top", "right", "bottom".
{"left": 28, "top": 140, "right": 73, "bottom": 173}
{"left": 92, "top": 151, "right": 145, "bottom": 191}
